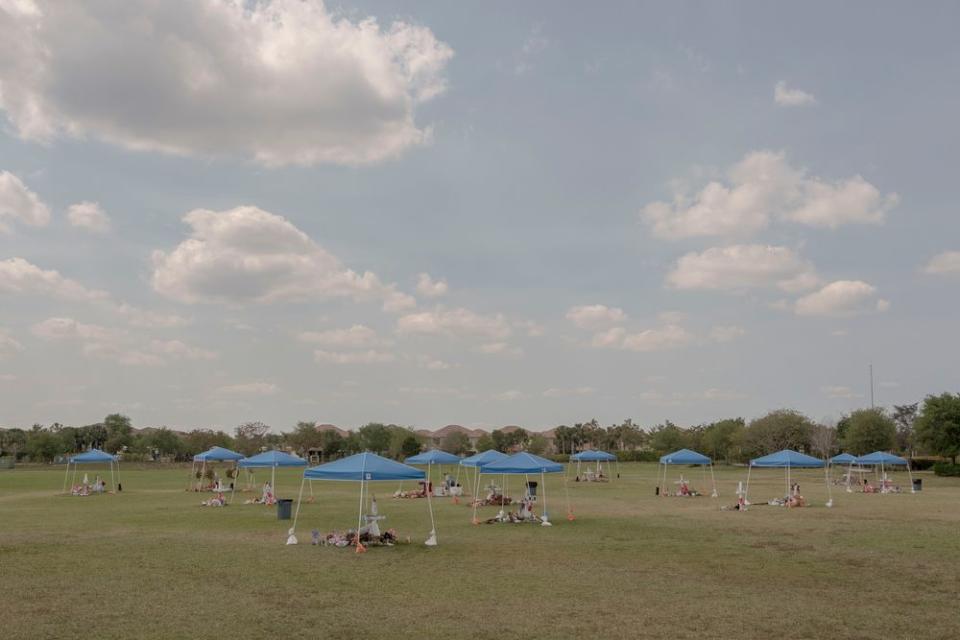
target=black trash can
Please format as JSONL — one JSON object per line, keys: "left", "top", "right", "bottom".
{"left": 912, "top": 478, "right": 922, "bottom": 492}
{"left": 277, "top": 498, "right": 293, "bottom": 520}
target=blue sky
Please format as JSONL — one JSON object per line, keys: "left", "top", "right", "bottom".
{"left": 1, "top": 1, "right": 957, "bottom": 431}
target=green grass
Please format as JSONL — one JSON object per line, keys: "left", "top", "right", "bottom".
{"left": 1, "top": 463, "right": 958, "bottom": 639}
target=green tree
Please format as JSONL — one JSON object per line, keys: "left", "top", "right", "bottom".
{"left": 319, "top": 430, "right": 345, "bottom": 459}
{"left": 104, "top": 413, "right": 132, "bottom": 437}
{"left": 182, "top": 429, "right": 234, "bottom": 457}
{"left": 400, "top": 435, "right": 421, "bottom": 459}
{"left": 840, "top": 408, "right": 896, "bottom": 455}
{"left": 914, "top": 393, "right": 960, "bottom": 463}
{"left": 0, "top": 428, "right": 27, "bottom": 457}
{"left": 235, "top": 421, "right": 270, "bottom": 455}
{"left": 892, "top": 403, "right": 919, "bottom": 453}
{"left": 649, "top": 421, "right": 688, "bottom": 455}
{"left": 26, "top": 429, "right": 64, "bottom": 462}
{"left": 743, "top": 409, "right": 814, "bottom": 457}
{"left": 527, "top": 433, "right": 548, "bottom": 455}
{"left": 149, "top": 428, "right": 183, "bottom": 458}
{"left": 287, "top": 421, "right": 323, "bottom": 456}
{"left": 700, "top": 418, "right": 745, "bottom": 462}
{"left": 358, "top": 423, "right": 391, "bottom": 453}
{"left": 442, "top": 431, "right": 471, "bottom": 455}
{"left": 474, "top": 433, "right": 495, "bottom": 452}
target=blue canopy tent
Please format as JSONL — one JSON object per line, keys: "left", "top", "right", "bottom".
{"left": 290, "top": 452, "right": 438, "bottom": 549}
{"left": 460, "top": 449, "right": 509, "bottom": 501}
{"left": 234, "top": 450, "right": 307, "bottom": 504}
{"left": 62, "top": 449, "right": 119, "bottom": 495}
{"left": 188, "top": 446, "right": 244, "bottom": 492}
{"left": 570, "top": 449, "right": 620, "bottom": 482}
{"left": 743, "top": 450, "right": 831, "bottom": 509}
{"left": 657, "top": 449, "right": 718, "bottom": 498}
{"left": 404, "top": 449, "right": 462, "bottom": 499}
{"left": 828, "top": 453, "right": 861, "bottom": 493}
{"left": 856, "top": 451, "right": 915, "bottom": 493}
{"left": 474, "top": 452, "right": 568, "bottom": 526}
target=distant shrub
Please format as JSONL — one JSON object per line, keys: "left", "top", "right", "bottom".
{"left": 908, "top": 458, "right": 938, "bottom": 471}
{"left": 616, "top": 450, "right": 658, "bottom": 463}
{"left": 933, "top": 462, "right": 960, "bottom": 477}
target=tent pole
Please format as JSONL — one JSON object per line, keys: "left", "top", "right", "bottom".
{"left": 426, "top": 478, "right": 438, "bottom": 545}
{"left": 709, "top": 463, "right": 718, "bottom": 498}
{"left": 291, "top": 476, "right": 307, "bottom": 538}
{"left": 907, "top": 460, "right": 915, "bottom": 493}
{"left": 744, "top": 464, "right": 752, "bottom": 507}
{"left": 540, "top": 471, "right": 548, "bottom": 523}
{"left": 187, "top": 460, "right": 194, "bottom": 491}
{"left": 824, "top": 459, "right": 833, "bottom": 506}
{"left": 355, "top": 478, "right": 366, "bottom": 549}
{"left": 563, "top": 469, "right": 573, "bottom": 520}
{"left": 62, "top": 460, "right": 71, "bottom": 494}
{"left": 110, "top": 459, "right": 116, "bottom": 493}
{"left": 471, "top": 468, "right": 481, "bottom": 525}
{"left": 271, "top": 465, "right": 276, "bottom": 499}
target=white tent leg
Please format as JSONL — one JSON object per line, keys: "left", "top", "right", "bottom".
{"left": 271, "top": 465, "right": 276, "bottom": 499}
{"left": 540, "top": 471, "right": 551, "bottom": 526}
{"left": 354, "top": 478, "right": 366, "bottom": 549}
{"left": 907, "top": 461, "right": 916, "bottom": 493}
{"left": 471, "top": 469, "right": 481, "bottom": 524}
{"left": 187, "top": 460, "right": 195, "bottom": 491}
{"left": 110, "top": 459, "right": 116, "bottom": 493}
{"left": 709, "top": 463, "right": 718, "bottom": 498}
{"left": 425, "top": 482, "right": 438, "bottom": 545}
{"left": 62, "top": 461, "right": 71, "bottom": 494}
{"left": 288, "top": 476, "right": 307, "bottom": 544}
{"left": 824, "top": 459, "right": 833, "bottom": 507}
{"left": 744, "top": 464, "right": 753, "bottom": 507}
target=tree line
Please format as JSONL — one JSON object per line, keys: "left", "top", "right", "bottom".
{"left": 2, "top": 392, "right": 959, "bottom": 465}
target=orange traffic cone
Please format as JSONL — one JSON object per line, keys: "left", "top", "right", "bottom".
{"left": 453, "top": 495, "right": 460, "bottom": 505}
{"left": 566, "top": 509, "right": 575, "bottom": 522}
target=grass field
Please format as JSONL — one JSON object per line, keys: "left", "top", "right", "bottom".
{"left": 1, "top": 463, "right": 958, "bottom": 639}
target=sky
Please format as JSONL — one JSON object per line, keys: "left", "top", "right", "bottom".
{"left": 1, "top": 1, "right": 958, "bottom": 432}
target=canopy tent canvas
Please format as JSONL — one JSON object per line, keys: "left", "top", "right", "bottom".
{"left": 570, "top": 450, "right": 620, "bottom": 482}
{"left": 743, "top": 449, "right": 831, "bottom": 509}
{"left": 292, "top": 452, "right": 437, "bottom": 550}
{"left": 828, "top": 452, "right": 860, "bottom": 493}
{"left": 474, "top": 452, "right": 568, "bottom": 526}
{"left": 62, "top": 449, "right": 119, "bottom": 495}
{"left": 234, "top": 450, "right": 307, "bottom": 504}
{"left": 855, "top": 451, "right": 915, "bottom": 494}
{"left": 459, "top": 449, "right": 508, "bottom": 502}
{"left": 188, "top": 446, "right": 244, "bottom": 492}
{"left": 403, "top": 449, "right": 463, "bottom": 498}
{"left": 657, "top": 449, "right": 717, "bottom": 498}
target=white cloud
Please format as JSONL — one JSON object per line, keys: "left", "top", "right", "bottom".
{"left": 473, "top": 341, "right": 523, "bottom": 357}
{"left": 0, "top": 1, "right": 453, "bottom": 167}
{"left": 0, "top": 257, "right": 109, "bottom": 301}
{"left": 774, "top": 81, "right": 816, "bottom": 107}
{"left": 67, "top": 201, "right": 110, "bottom": 233}
{"left": 514, "top": 24, "right": 548, "bottom": 75}
{"left": 495, "top": 390, "right": 526, "bottom": 401}
{"left": 795, "top": 280, "right": 889, "bottom": 317}
{"left": 822, "top": 385, "right": 861, "bottom": 399}
{"left": 314, "top": 349, "right": 395, "bottom": 365}
{"left": 397, "top": 307, "right": 512, "bottom": 339}
{"left": 0, "top": 257, "right": 189, "bottom": 327}
{"left": 0, "top": 171, "right": 50, "bottom": 232}
{"left": 667, "top": 244, "right": 819, "bottom": 292}
{"left": 152, "top": 206, "right": 409, "bottom": 308}
{"left": 641, "top": 151, "right": 896, "bottom": 238}
{"left": 565, "top": 304, "right": 627, "bottom": 330}
{"left": 709, "top": 325, "right": 746, "bottom": 343}
{"left": 149, "top": 339, "right": 217, "bottom": 361}
{"left": 542, "top": 386, "right": 594, "bottom": 398}
{"left": 416, "top": 273, "right": 448, "bottom": 298}
{"left": 516, "top": 320, "right": 545, "bottom": 337}
{"left": 417, "top": 355, "right": 452, "bottom": 370}
{"left": 216, "top": 382, "right": 279, "bottom": 396}
{"left": 30, "top": 317, "right": 211, "bottom": 365}
{"left": 0, "top": 329, "right": 24, "bottom": 357}
{"left": 591, "top": 327, "right": 626, "bottom": 348}
{"left": 621, "top": 325, "right": 694, "bottom": 352}
{"left": 298, "top": 324, "right": 380, "bottom": 348}
{"left": 592, "top": 324, "right": 694, "bottom": 352}
{"left": 923, "top": 251, "right": 960, "bottom": 275}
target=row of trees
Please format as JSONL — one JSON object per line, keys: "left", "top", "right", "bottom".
{"left": 3, "top": 393, "right": 959, "bottom": 464}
